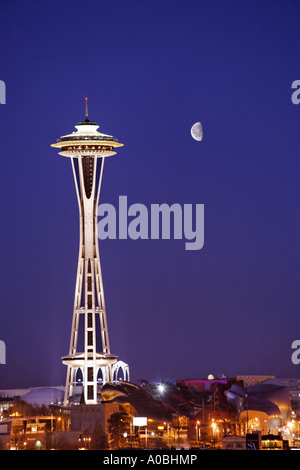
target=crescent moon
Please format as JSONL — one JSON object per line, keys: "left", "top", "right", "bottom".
{"left": 191, "top": 122, "right": 203, "bottom": 141}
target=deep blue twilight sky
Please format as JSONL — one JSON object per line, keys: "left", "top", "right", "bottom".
{"left": 0, "top": 0, "right": 300, "bottom": 389}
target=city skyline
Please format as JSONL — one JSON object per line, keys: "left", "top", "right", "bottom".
{"left": 0, "top": 0, "right": 300, "bottom": 389}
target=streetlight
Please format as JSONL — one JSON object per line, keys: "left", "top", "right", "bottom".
{"left": 245, "top": 393, "right": 249, "bottom": 433}
{"left": 163, "top": 422, "right": 170, "bottom": 447}
{"left": 211, "top": 419, "right": 218, "bottom": 448}
{"left": 195, "top": 421, "right": 200, "bottom": 443}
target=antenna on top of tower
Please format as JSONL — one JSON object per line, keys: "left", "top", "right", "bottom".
{"left": 85, "top": 97, "right": 89, "bottom": 122}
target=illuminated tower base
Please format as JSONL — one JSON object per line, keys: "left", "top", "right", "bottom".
{"left": 51, "top": 101, "right": 129, "bottom": 405}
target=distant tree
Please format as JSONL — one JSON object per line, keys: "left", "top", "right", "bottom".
{"left": 91, "top": 421, "right": 108, "bottom": 449}
{"left": 10, "top": 398, "right": 49, "bottom": 417}
{"left": 107, "top": 412, "right": 128, "bottom": 449}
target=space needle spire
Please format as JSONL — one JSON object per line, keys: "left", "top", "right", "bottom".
{"left": 51, "top": 101, "right": 129, "bottom": 405}
{"left": 85, "top": 97, "right": 89, "bottom": 121}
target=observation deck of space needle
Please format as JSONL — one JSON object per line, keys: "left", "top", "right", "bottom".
{"left": 51, "top": 99, "right": 129, "bottom": 405}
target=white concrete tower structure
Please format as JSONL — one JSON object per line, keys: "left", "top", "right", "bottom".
{"left": 51, "top": 100, "right": 129, "bottom": 405}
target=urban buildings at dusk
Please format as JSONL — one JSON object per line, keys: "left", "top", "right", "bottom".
{"left": 0, "top": 374, "right": 300, "bottom": 450}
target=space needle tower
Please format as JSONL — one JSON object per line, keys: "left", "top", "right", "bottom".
{"left": 51, "top": 100, "right": 129, "bottom": 405}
